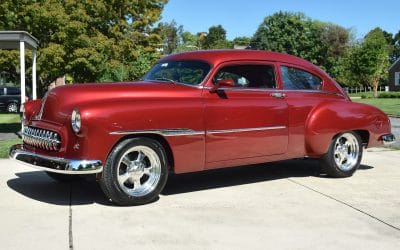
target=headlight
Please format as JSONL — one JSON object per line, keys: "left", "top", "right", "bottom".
{"left": 71, "top": 109, "right": 81, "bottom": 133}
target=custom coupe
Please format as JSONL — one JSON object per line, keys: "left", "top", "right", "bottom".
{"left": 10, "top": 50, "right": 395, "bottom": 205}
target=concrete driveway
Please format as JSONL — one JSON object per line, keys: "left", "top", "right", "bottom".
{"left": 1, "top": 149, "right": 399, "bottom": 250}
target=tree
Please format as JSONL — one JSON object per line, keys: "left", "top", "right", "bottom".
{"left": 251, "top": 12, "right": 321, "bottom": 63}
{"left": 390, "top": 30, "right": 400, "bottom": 64}
{"left": 250, "top": 12, "right": 350, "bottom": 75}
{"left": 0, "top": 0, "right": 168, "bottom": 95}
{"left": 232, "top": 36, "right": 251, "bottom": 47}
{"left": 202, "top": 25, "right": 231, "bottom": 49}
{"left": 175, "top": 31, "right": 199, "bottom": 52}
{"left": 338, "top": 28, "right": 390, "bottom": 97}
{"left": 157, "top": 20, "right": 183, "bottom": 54}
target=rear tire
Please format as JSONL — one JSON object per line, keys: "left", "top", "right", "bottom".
{"left": 320, "top": 131, "right": 362, "bottom": 178}
{"left": 99, "top": 137, "right": 168, "bottom": 206}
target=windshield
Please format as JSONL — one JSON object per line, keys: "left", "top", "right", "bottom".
{"left": 144, "top": 60, "right": 211, "bottom": 85}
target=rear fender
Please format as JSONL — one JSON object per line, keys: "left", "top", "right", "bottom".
{"left": 304, "top": 100, "right": 390, "bottom": 156}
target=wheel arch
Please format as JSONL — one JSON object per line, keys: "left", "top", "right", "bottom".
{"left": 304, "top": 100, "right": 376, "bottom": 157}
{"left": 109, "top": 133, "right": 175, "bottom": 172}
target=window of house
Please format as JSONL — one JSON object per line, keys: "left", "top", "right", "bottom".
{"left": 280, "top": 66, "right": 322, "bottom": 90}
{"left": 395, "top": 72, "right": 400, "bottom": 86}
{"left": 213, "top": 64, "right": 276, "bottom": 88}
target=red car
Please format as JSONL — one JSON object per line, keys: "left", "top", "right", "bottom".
{"left": 10, "top": 50, "right": 395, "bottom": 205}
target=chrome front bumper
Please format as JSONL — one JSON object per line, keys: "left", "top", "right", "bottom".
{"left": 382, "top": 134, "right": 396, "bottom": 145}
{"left": 9, "top": 144, "right": 103, "bottom": 174}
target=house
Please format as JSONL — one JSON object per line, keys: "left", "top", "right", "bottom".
{"left": 389, "top": 58, "right": 400, "bottom": 91}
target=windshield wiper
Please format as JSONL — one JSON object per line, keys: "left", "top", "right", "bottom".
{"left": 154, "top": 77, "right": 175, "bottom": 84}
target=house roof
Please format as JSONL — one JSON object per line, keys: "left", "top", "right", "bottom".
{"left": 0, "top": 31, "right": 39, "bottom": 50}
{"left": 389, "top": 57, "right": 400, "bottom": 71}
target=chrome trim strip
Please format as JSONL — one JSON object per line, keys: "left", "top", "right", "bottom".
{"left": 205, "top": 86, "right": 342, "bottom": 96}
{"left": 207, "top": 126, "right": 287, "bottom": 134}
{"left": 9, "top": 144, "right": 103, "bottom": 174}
{"left": 110, "top": 129, "right": 205, "bottom": 137}
{"left": 110, "top": 126, "right": 287, "bottom": 137}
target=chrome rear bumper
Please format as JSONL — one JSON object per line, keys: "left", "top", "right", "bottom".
{"left": 9, "top": 144, "right": 103, "bottom": 174}
{"left": 381, "top": 134, "right": 396, "bottom": 145}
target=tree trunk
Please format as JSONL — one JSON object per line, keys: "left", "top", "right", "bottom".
{"left": 373, "top": 80, "right": 379, "bottom": 98}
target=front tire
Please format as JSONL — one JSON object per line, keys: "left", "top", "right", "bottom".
{"left": 320, "top": 131, "right": 363, "bottom": 178}
{"left": 99, "top": 137, "right": 169, "bottom": 206}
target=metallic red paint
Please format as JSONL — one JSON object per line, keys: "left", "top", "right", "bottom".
{"left": 18, "top": 50, "right": 392, "bottom": 174}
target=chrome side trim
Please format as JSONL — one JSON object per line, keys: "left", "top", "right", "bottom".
{"left": 110, "top": 126, "right": 287, "bottom": 137}
{"left": 207, "top": 126, "right": 287, "bottom": 134}
{"left": 204, "top": 86, "right": 342, "bottom": 96}
{"left": 9, "top": 144, "right": 103, "bottom": 174}
{"left": 110, "top": 129, "right": 205, "bottom": 137}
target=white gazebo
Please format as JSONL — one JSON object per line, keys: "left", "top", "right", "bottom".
{"left": 0, "top": 31, "right": 39, "bottom": 106}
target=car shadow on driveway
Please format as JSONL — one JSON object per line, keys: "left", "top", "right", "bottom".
{"left": 6, "top": 159, "right": 374, "bottom": 206}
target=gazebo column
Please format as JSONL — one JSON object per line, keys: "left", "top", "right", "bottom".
{"left": 19, "top": 41, "right": 25, "bottom": 107}
{"left": 32, "top": 48, "right": 37, "bottom": 100}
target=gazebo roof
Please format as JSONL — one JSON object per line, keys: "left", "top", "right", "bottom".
{"left": 0, "top": 31, "right": 39, "bottom": 50}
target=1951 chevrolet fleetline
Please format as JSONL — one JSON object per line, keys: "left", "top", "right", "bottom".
{"left": 9, "top": 50, "right": 395, "bottom": 205}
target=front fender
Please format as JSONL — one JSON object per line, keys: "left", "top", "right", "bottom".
{"left": 304, "top": 100, "right": 390, "bottom": 156}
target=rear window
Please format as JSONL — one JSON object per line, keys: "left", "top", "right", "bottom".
{"left": 280, "top": 66, "right": 322, "bottom": 90}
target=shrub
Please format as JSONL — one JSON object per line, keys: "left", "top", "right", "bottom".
{"left": 378, "top": 92, "right": 400, "bottom": 98}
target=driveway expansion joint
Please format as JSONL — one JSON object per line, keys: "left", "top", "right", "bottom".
{"left": 287, "top": 178, "right": 400, "bottom": 233}
{"left": 69, "top": 184, "right": 74, "bottom": 250}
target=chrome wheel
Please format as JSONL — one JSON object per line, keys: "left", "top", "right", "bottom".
{"left": 117, "top": 145, "right": 162, "bottom": 197}
{"left": 333, "top": 133, "right": 360, "bottom": 171}
{"left": 7, "top": 103, "right": 18, "bottom": 113}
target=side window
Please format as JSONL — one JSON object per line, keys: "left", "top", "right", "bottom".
{"left": 280, "top": 66, "right": 322, "bottom": 90}
{"left": 0, "top": 88, "right": 4, "bottom": 96}
{"left": 7, "top": 88, "right": 20, "bottom": 95}
{"left": 214, "top": 64, "right": 276, "bottom": 89}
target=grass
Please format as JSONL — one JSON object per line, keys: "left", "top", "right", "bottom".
{"left": 0, "top": 113, "right": 21, "bottom": 158}
{"left": 0, "top": 138, "right": 21, "bottom": 158}
{"left": 353, "top": 98, "right": 400, "bottom": 116}
{"left": 0, "top": 113, "right": 21, "bottom": 133}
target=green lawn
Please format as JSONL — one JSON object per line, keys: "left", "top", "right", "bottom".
{"left": 353, "top": 98, "right": 400, "bottom": 116}
{"left": 0, "top": 113, "right": 22, "bottom": 158}
{"left": 0, "top": 113, "right": 21, "bottom": 133}
{"left": 0, "top": 138, "right": 21, "bottom": 158}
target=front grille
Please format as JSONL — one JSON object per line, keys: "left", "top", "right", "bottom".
{"left": 23, "top": 126, "right": 61, "bottom": 151}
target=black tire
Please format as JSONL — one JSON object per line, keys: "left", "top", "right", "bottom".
{"left": 46, "top": 172, "right": 83, "bottom": 182}
{"left": 320, "top": 131, "right": 363, "bottom": 178}
{"left": 99, "top": 137, "right": 169, "bottom": 206}
{"left": 7, "top": 102, "right": 18, "bottom": 113}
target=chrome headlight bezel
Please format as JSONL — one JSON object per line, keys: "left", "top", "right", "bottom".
{"left": 71, "top": 109, "right": 81, "bottom": 134}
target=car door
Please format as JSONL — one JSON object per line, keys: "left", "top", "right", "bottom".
{"left": 203, "top": 61, "right": 289, "bottom": 168}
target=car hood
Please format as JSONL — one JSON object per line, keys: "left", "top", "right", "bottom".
{"left": 38, "top": 81, "right": 200, "bottom": 124}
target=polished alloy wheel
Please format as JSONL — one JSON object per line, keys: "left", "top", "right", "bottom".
{"left": 116, "top": 145, "right": 162, "bottom": 197}
{"left": 7, "top": 103, "right": 18, "bottom": 113}
{"left": 333, "top": 133, "right": 360, "bottom": 171}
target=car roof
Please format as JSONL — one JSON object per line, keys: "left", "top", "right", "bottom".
{"left": 160, "top": 49, "right": 316, "bottom": 68}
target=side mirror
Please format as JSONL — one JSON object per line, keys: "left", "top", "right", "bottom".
{"left": 210, "top": 79, "right": 235, "bottom": 93}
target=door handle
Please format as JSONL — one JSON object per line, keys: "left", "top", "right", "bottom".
{"left": 270, "top": 92, "right": 286, "bottom": 99}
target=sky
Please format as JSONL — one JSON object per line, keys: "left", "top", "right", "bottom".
{"left": 161, "top": 0, "right": 400, "bottom": 40}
